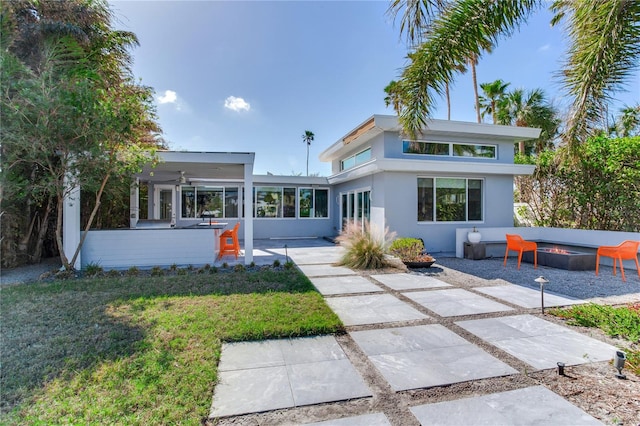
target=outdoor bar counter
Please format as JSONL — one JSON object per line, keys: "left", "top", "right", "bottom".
{"left": 81, "top": 222, "right": 229, "bottom": 270}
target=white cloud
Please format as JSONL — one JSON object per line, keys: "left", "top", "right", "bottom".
{"left": 157, "top": 89, "right": 178, "bottom": 104}
{"left": 224, "top": 96, "right": 251, "bottom": 112}
{"left": 537, "top": 44, "right": 551, "bottom": 52}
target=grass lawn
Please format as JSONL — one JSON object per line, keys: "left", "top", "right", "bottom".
{"left": 0, "top": 268, "right": 344, "bottom": 425}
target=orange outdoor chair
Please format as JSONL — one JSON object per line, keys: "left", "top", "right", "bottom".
{"left": 218, "top": 222, "right": 240, "bottom": 260}
{"left": 503, "top": 234, "right": 537, "bottom": 270}
{"left": 596, "top": 240, "right": 640, "bottom": 282}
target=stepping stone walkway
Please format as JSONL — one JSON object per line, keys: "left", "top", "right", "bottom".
{"left": 210, "top": 245, "right": 614, "bottom": 424}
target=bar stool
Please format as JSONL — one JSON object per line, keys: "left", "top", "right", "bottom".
{"left": 218, "top": 222, "right": 240, "bottom": 259}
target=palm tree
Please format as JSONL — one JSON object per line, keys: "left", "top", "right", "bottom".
{"left": 302, "top": 130, "right": 314, "bottom": 176}
{"left": 496, "top": 88, "right": 559, "bottom": 155}
{"left": 479, "top": 79, "right": 510, "bottom": 123}
{"left": 609, "top": 104, "right": 640, "bottom": 137}
{"left": 395, "top": 0, "right": 640, "bottom": 146}
{"left": 384, "top": 80, "right": 404, "bottom": 115}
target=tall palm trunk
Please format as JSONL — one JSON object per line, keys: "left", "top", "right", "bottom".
{"left": 470, "top": 55, "right": 481, "bottom": 123}
{"left": 446, "top": 81, "right": 451, "bottom": 120}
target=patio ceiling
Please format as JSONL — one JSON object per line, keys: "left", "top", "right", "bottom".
{"left": 135, "top": 151, "right": 255, "bottom": 184}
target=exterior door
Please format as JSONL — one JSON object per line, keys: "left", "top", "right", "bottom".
{"left": 154, "top": 185, "right": 175, "bottom": 221}
{"left": 340, "top": 189, "right": 371, "bottom": 229}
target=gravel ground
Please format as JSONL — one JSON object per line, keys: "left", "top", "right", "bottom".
{"left": 433, "top": 257, "right": 640, "bottom": 305}
{"left": 0, "top": 257, "right": 62, "bottom": 286}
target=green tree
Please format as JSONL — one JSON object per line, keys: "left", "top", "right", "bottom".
{"left": 384, "top": 80, "right": 404, "bottom": 115}
{"left": 609, "top": 104, "right": 640, "bottom": 137}
{"left": 496, "top": 88, "right": 559, "bottom": 155}
{"left": 393, "top": 0, "right": 639, "bottom": 145}
{"left": 479, "top": 79, "right": 510, "bottom": 124}
{"left": 1, "top": 0, "right": 161, "bottom": 269}
{"left": 302, "top": 130, "right": 314, "bottom": 176}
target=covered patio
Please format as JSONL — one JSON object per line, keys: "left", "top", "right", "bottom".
{"left": 75, "top": 151, "right": 256, "bottom": 269}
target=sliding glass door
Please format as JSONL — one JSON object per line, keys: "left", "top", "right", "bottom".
{"left": 340, "top": 189, "right": 370, "bottom": 229}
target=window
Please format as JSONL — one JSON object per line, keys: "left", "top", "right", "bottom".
{"left": 255, "top": 186, "right": 296, "bottom": 218}
{"left": 403, "top": 140, "right": 496, "bottom": 159}
{"left": 181, "top": 186, "right": 239, "bottom": 218}
{"left": 417, "top": 178, "right": 483, "bottom": 222}
{"left": 299, "top": 188, "right": 328, "bottom": 218}
{"left": 340, "top": 147, "right": 371, "bottom": 171}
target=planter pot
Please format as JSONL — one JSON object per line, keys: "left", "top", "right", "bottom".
{"left": 467, "top": 231, "right": 482, "bottom": 244}
{"left": 403, "top": 259, "right": 436, "bottom": 269}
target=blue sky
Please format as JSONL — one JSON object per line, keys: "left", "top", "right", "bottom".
{"left": 111, "top": 1, "right": 639, "bottom": 176}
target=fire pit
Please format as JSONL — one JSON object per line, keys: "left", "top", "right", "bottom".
{"left": 522, "top": 247, "right": 596, "bottom": 271}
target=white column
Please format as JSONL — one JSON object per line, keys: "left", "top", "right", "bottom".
{"left": 63, "top": 179, "right": 81, "bottom": 269}
{"left": 130, "top": 178, "right": 139, "bottom": 228}
{"left": 243, "top": 163, "right": 254, "bottom": 264}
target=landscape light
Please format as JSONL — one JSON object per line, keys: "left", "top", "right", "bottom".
{"left": 535, "top": 276, "right": 549, "bottom": 315}
{"left": 614, "top": 350, "right": 627, "bottom": 379}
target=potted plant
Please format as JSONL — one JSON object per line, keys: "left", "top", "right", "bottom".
{"left": 389, "top": 237, "right": 436, "bottom": 268}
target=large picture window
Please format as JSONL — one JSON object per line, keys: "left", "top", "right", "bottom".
{"left": 254, "top": 186, "right": 296, "bottom": 218}
{"left": 181, "top": 186, "right": 239, "bottom": 218}
{"left": 299, "top": 188, "right": 329, "bottom": 218}
{"left": 417, "top": 178, "right": 483, "bottom": 222}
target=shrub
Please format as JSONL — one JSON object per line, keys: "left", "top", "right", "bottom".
{"left": 389, "top": 237, "right": 433, "bottom": 262}
{"left": 106, "top": 269, "right": 121, "bottom": 278}
{"left": 126, "top": 266, "right": 139, "bottom": 277}
{"left": 335, "top": 220, "right": 396, "bottom": 269}
{"left": 84, "top": 262, "right": 103, "bottom": 277}
{"left": 209, "top": 266, "right": 219, "bottom": 274}
{"left": 233, "top": 264, "right": 246, "bottom": 273}
{"left": 150, "top": 266, "right": 164, "bottom": 277}
{"left": 272, "top": 259, "right": 281, "bottom": 268}
{"left": 176, "top": 268, "right": 188, "bottom": 276}
{"left": 249, "top": 261, "right": 256, "bottom": 268}
{"left": 284, "top": 261, "right": 295, "bottom": 270}
{"left": 221, "top": 262, "right": 229, "bottom": 269}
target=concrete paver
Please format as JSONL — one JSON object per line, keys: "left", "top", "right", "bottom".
{"left": 410, "top": 385, "right": 602, "bottom": 425}
{"left": 403, "top": 288, "right": 514, "bottom": 317}
{"left": 210, "top": 336, "right": 371, "bottom": 417}
{"left": 456, "top": 314, "right": 616, "bottom": 370}
{"left": 324, "top": 294, "right": 428, "bottom": 326}
{"left": 351, "top": 325, "right": 517, "bottom": 391}
{"left": 476, "top": 284, "right": 584, "bottom": 309}
{"left": 297, "top": 264, "right": 356, "bottom": 277}
{"left": 310, "top": 275, "right": 384, "bottom": 295}
{"left": 370, "top": 273, "right": 452, "bottom": 290}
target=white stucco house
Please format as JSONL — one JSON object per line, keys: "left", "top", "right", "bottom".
{"left": 73, "top": 114, "right": 550, "bottom": 269}
{"left": 73, "top": 114, "right": 640, "bottom": 269}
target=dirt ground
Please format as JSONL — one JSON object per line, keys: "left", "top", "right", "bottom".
{"left": 208, "top": 261, "right": 640, "bottom": 426}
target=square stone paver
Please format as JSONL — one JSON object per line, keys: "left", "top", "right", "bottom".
{"left": 310, "top": 275, "right": 383, "bottom": 295}
{"left": 297, "top": 263, "right": 356, "bottom": 277}
{"left": 211, "top": 336, "right": 371, "bottom": 417}
{"left": 410, "top": 386, "right": 602, "bottom": 425}
{"left": 371, "top": 273, "right": 451, "bottom": 291}
{"left": 476, "top": 284, "right": 584, "bottom": 309}
{"left": 283, "top": 246, "right": 344, "bottom": 265}
{"left": 456, "top": 314, "right": 616, "bottom": 370}
{"left": 324, "top": 294, "right": 428, "bottom": 326}
{"left": 350, "top": 325, "right": 517, "bottom": 391}
{"left": 403, "top": 288, "right": 514, "bottom": 317}
{"left": 306, "top": 413, "right": 392, "bottom": 425}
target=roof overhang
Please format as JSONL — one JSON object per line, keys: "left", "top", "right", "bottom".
{"left": 327, "top": 158, "right": 535, "bottom": 185}
{"left": 135, "top": 151, "right": 255, "bottom": 184}
{"left": 319, "top": 114, "right": 542, "bottom": 162}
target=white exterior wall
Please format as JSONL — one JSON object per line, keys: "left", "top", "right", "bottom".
{"left": 82, "top": 229, "right": 217, "bottom": 269}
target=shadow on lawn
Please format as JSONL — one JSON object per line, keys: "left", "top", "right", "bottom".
{"left": 0, "top": 269, "right": 315, "bottom": 415}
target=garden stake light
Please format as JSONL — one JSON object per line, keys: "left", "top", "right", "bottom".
{"left": 535, "top": 276, "right": 548, "bottom": 315}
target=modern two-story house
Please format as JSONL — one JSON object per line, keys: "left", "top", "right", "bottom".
{"left": 77, "top": 115, "right": 540, "bottom": 268}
